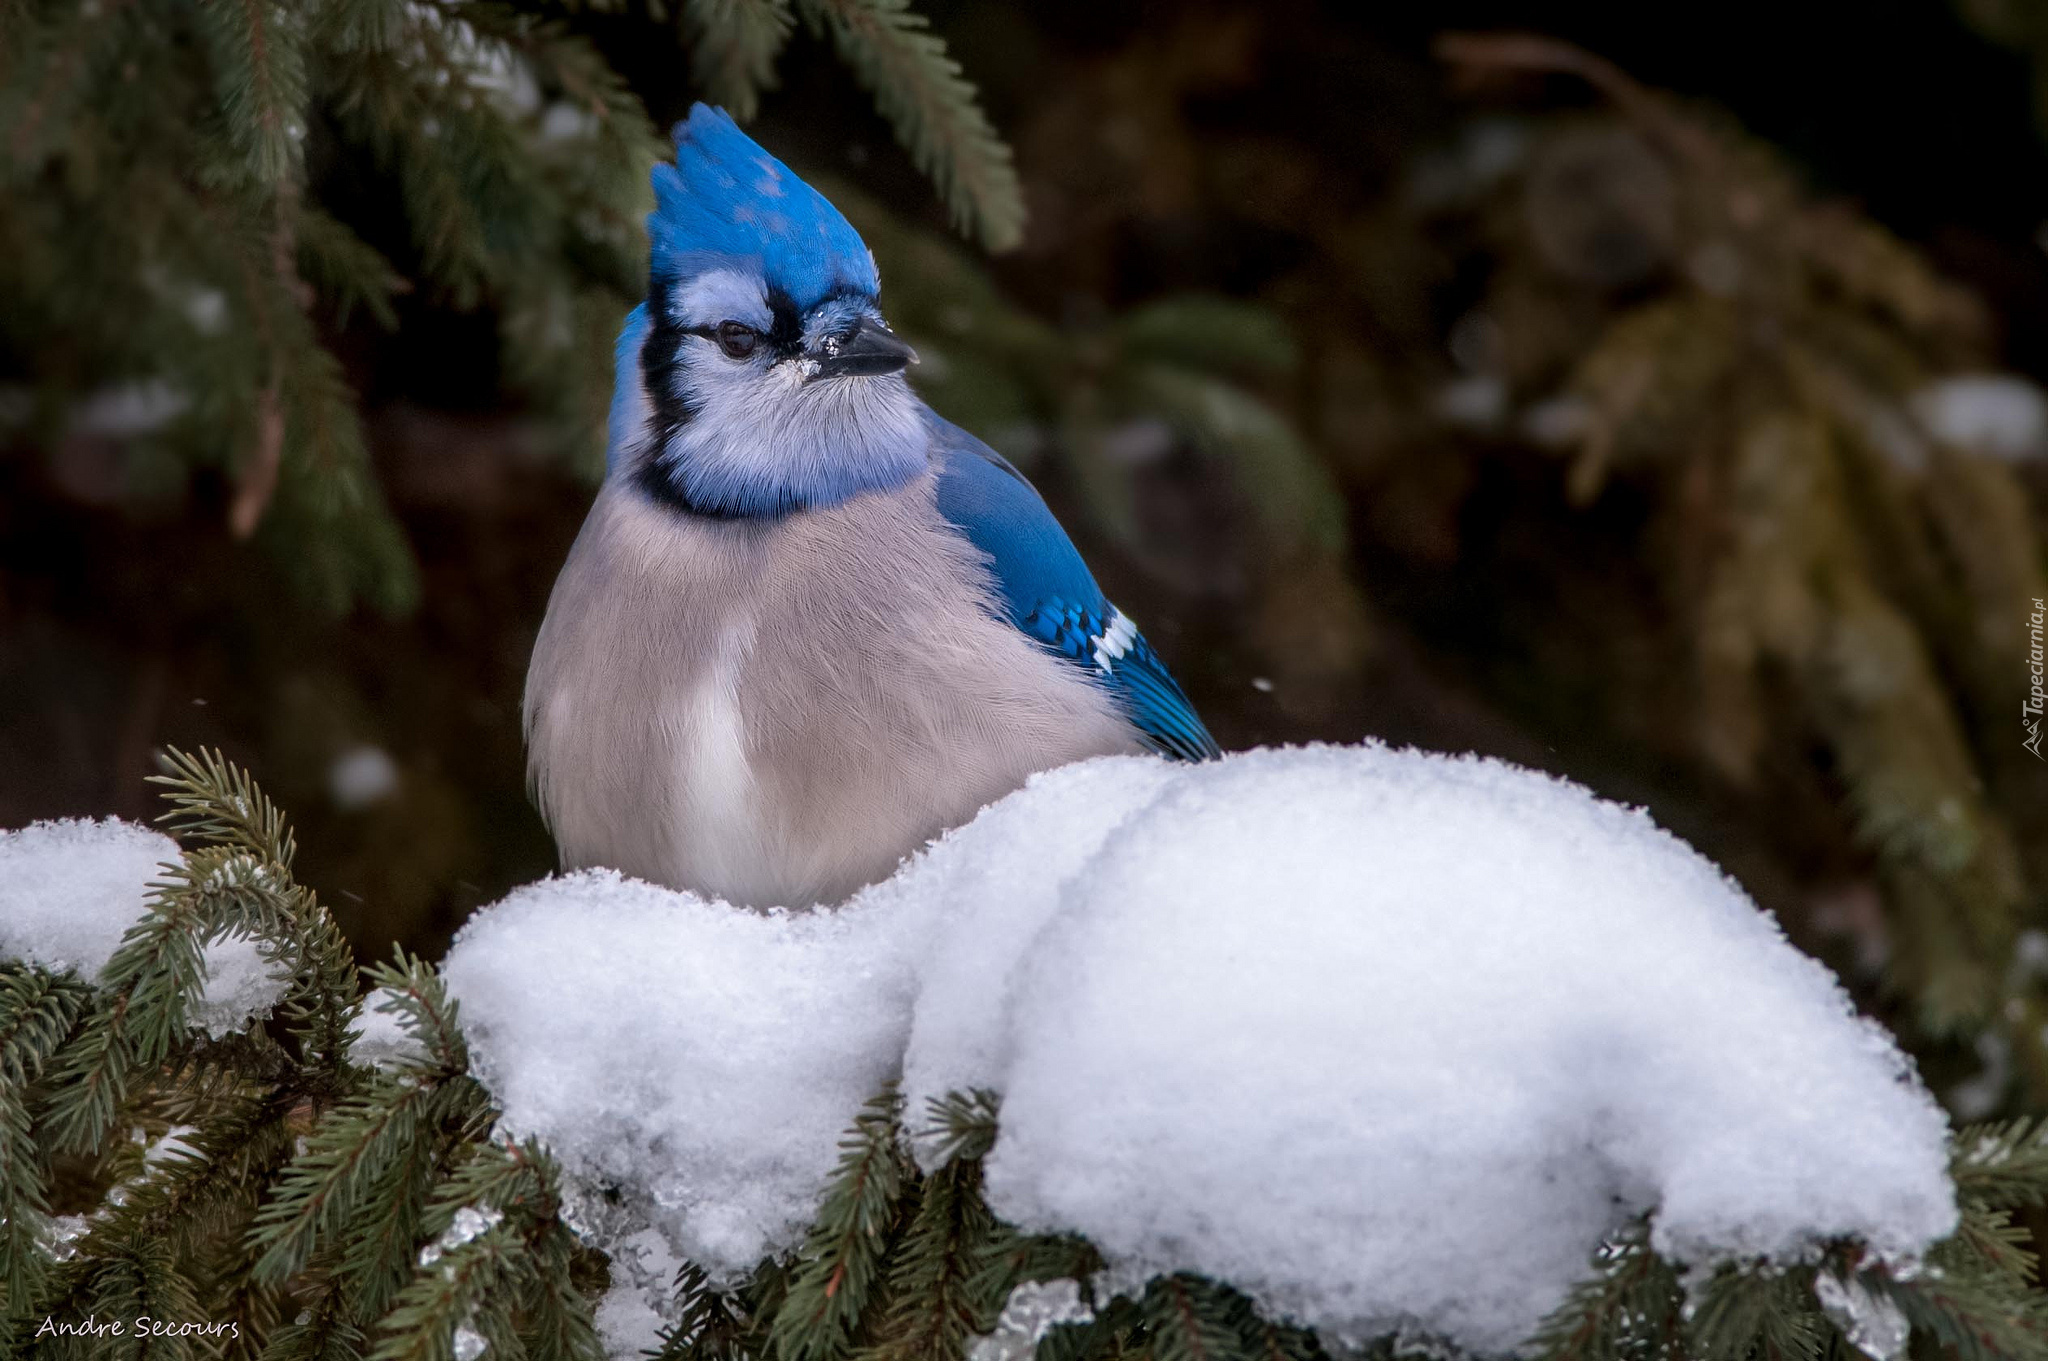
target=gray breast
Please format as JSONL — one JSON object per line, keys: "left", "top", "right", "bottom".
{"left": 523, "top": 475, "right": 1140, "bottom": 908}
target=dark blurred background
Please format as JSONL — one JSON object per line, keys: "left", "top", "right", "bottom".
{"left": 6, "top": 1, "right": 2048, "bottom": 1114}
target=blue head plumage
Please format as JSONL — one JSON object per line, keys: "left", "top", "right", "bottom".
{"left": 648, "top": 105, "right": 879, "bottom": 307}
{"left": 611, "top": 106, "right": 925, "bottom": 515}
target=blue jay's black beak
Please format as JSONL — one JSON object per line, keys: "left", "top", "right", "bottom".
{"left": 810, "top": 318, "right": 917, "bottom": 379}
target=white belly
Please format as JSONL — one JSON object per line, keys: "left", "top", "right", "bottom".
{"left": 671, "top": 620, "right": 772, "bottom": 900}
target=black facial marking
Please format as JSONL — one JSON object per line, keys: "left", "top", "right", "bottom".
{"left": 762, "top": 286, "right": 804, "bottom": 359}
{"left": 641, "top": 278, "right": 697, "bottom": 450}
{"left": 636, "top": 277, "right": 741, "bottom": 519}
{"left": 628, "top": 277, "right": 882, "bottom": 520}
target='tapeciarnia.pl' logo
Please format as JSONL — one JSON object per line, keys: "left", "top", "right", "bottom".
{"left": 2028, "top": 597, "right": 2046, "bottom": 760}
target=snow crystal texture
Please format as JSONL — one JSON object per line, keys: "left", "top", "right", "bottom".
{"left": 0, "top": 817, "right": 178, "bottom": 976}
{"left": 443, "top": 872, "right": 923, "bottom": 1273}
{"left": 346, "top": 988, "right": 430, "bottom": 1070}
{"left": 444, "top": 745, "right": 1957, "bottom": 1355}
{"left": 0, "top": 817, "right": 289, "bottom": 1037}
{"left": 191, "top": 934, "right": 291, "bottom": 1039}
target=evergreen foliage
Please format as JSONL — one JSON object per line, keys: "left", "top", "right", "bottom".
{"left": 0, "top": 0, "right": 1018, "bottom": 613}
{"left": 796, "top": 0, "right": 1025, "bottom": 250}
{"left": 1427, "top": 33, "right": 2048, "bottom": 1103}
{"left": 6, "top": 754, "right": 2048, "bottom": 1361}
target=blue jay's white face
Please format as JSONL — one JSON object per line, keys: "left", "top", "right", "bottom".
{"left": 620, "top": 265, "right": 929, "bottom": 519}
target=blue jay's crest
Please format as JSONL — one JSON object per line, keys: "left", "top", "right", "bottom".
{"left": 649, "top": 105, "right": 879, "bottom": 308}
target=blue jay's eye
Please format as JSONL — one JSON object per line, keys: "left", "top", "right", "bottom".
{"left": 715, "top": 321, "right": 758, "bottom": 360}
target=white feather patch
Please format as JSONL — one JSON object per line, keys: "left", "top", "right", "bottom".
{"left": 673, "top": 269, "right": 772, "bottom": 330}
{"left": 676, "top": 621, "right": 765, "bottom": 895}
{"left": 1091, "top": 610, "right": 1138, "bottom": 674}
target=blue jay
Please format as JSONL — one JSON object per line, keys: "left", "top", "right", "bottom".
{"left": 525, "top": 106, "right": 1218, "bottom": 909}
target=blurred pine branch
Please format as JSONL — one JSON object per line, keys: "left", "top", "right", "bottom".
{"left": 1420, "top": 32, "right": 2048, "bottom": 1106}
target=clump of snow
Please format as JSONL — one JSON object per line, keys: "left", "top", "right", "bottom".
{"left": 142, "top": 1124, "right": 203, "bottom": 1168}
{"left": 901, "top": 749, "right": 1954, "bottom": 1351}
{"left": 41, "top": 1215, "right": 90, "bottom": 1263}
{"left": 0, "top": 818, "right": 284, "bottom": 1036}
{"left": 406, "top": 1, "right": 538, "bottom": 115}
{"left": 1911, "top": 374, "right": 2048, "bottom": 462}
{"left": 584, "top": 1219, "right": 685, "bottom": 1354}
{"left": 1815, "top": 1271, "right": 1911, "bottom": 1361}
{"left": 0, "top": 818, "right": 177, "bottom": 976}
{"left": 900, "top": 757, "right": 1180, "bottom": 1106}
{"left": 594, "top": 1281, "right": 670, "bottom": 1360}
{"left": 442, "top": 873, "right": 922, "bottom": 1274}
{"left": 444, "top": 745, "right": 1957, "bottom": 1356}
{"left": 347, "top": 988, "right": 430, "bottom": 1070}
{"left": 971, "top": 1280, "right": 1095, "bottom": 1361}
{"left": 191, "top": 934, "right": 291, "bottom": 1039}
{"left": 329, "top": 745, "right": 401, "bottom": 810}
{"left": 184, "top": 287, "right": 228, "bottom": 335}
{"left": 420, "top": 1205, "right": 505, "bottom": 1268}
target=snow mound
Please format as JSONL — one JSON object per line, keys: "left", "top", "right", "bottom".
{"left": 0, "top": 817, "right": 290, "bottom": 1037}
{"left": 192, "top": 935, "right": 292, "bottom": 1039}
{"left": 345, "top": 987, "right": 432, "bottom": 1070}
{"left": 899, "top": 747, "right": 1955, "bottom": 1350}
{"left": 443, "top": 745, "right": 1957, "bottom": 1355}
{"left": 442, "top": 872, "right": 923, "bottom": 1272}
{"left": 0, "top": 817, "right": 178, "bottom": 976}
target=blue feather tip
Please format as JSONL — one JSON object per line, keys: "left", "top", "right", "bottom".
{"left": 647, "top": 104, "right": 879, "bottom": 308}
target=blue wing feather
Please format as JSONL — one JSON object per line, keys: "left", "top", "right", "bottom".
{"left": 927, "top": 413, "right": 1220, "bottom": 761}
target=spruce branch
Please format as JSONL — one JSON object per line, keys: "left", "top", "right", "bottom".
{"left": 150, "top": 747, "right": 362, "bottom": 1091}
{"left": 917, "top": 1088, "right": 1000, "bottom": 1166}
{"left": 774, "top": 1085, "right": 911, "bottom": 1361}
{"left": 654, "top": 1264, "right": 760, "bottom": 1361}
{"left": 1890, "top": 1271, "right": 2048, "bottom": 1361}
{"left": 249, "top": 1073, "right": 487, "bottom": 1285}
{"left": 1141, "top": 1275, "right": 1260, "bottom": 1361}
{"left": 259, "top": 1281, "right": 373, "bottom": 1361}
{"left": 1036, "top": 1293, "right": 1144, "bottom": 1361}
{"left": 1682, "top": 1265, "right": 1825, "bottom": 1361}
{"left": 867, "top": 1157, "right": 1006, "bottom": 1361}
{"left": 684, "top": 0, "right": 795, "bottom": 120}
{"left": 197, "top": 0, "right": 312, "bottom": 188}
{"left": 0, "top": 1076, "right": 55, "bottom": 1312}
{"left": 338, "top": 1133, "right": 442, "bottom": 1321}
{"left": 113, "top": 1094, "right": 297, "bottom": 1257}
{"left": 40, "top": 844, "right": 304, "bottom": 1152}
{"left": 151, "top": 746, "right": 299, "bottom": 869}
{"left": 297, "top": 205, "right": 413, "bottom": 329}
{"left": 1954, "top": 1120, "right": 2048, "bottom": 1209}
{"left": 1943, "top": 1201, "right": 2040, "bottom": 1284}
{"left": 0, "top": 964, "right": 95, "bottom": 1088}
{"left": 76, "top": 1236, "right": 209, "bottom": 1361}
{"left": 1527, "top": 1222, "right": 1685, "bottom": 1361}
{"left": 1888, "top": 1194, "right": 2048, "bottom": 1361}
{"left": 514, "top": 1215, "right": 605, "bottom": 1361}
{"left": 0, "top": 0, "right": 136, "bottom": 176}
{"left": 369, "top": 1138, "right": 601, "bottom": 1361}
{"left": 795, "top": 0, "right": 1024, "bottom": 251}
{"left": 361, "top": 953, "right": 473, "bottom": 1078}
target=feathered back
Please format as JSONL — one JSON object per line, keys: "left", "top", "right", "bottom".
{"left": 647, "top": 104, "right": 879, "bottom": 308}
